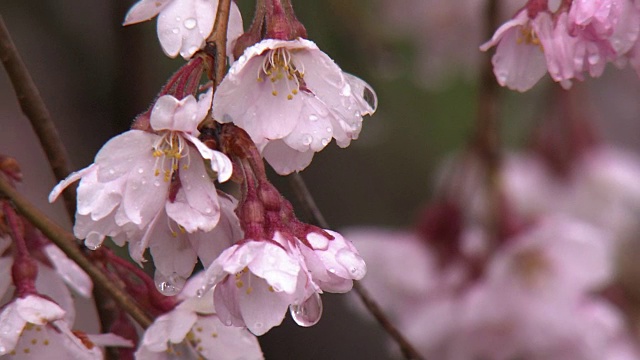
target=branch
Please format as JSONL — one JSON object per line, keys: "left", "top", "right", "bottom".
{"left": 472, "top": 0, "right": 502, "bottom": 246}
{"left": 288, "top": 173, "right": 424, "bottom": 360}
{"left": 0, "top": 16, "right": 76, "bottom": 221}
{"left": 0, "top": 175, "right": 154, "bottom": 329}
{"left": 210, "top": 0, "right": 232, "bottom": 86}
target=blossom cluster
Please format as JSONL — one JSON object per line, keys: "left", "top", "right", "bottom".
{"left": 41, "top": 0, "right": 377, "bottom": 358}
{"left": 482, "top": 0, "right": 640, "bottom": 91}
{"left": 346, "top": 99, "right": 640, "bottom": 358}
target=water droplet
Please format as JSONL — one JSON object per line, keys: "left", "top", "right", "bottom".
{"left": 302, "top": 134, "right": 313, "bottom": 146}
{"left": 108, "top": 169, "right": 115, "bottom": 175}
{"left": 172, "top": 28, "right": 179, "bottom": 34}
{"left": 137, "top": 167, "right": 144, "bottom": 174}
{"left": 154, "top": 271, "right": 186, "bottom": 296}
{"left": 86, "top": 243, "right": 101, "bottom": 250}
{"left": 309, "top": 114, "right": 318, "bottom": 122}
{"left": 340, "top": 85, "right": 352, "bottom": 97}
{"left": 290, "top": 292, "right": 323, "bottom": 327}
{"left": 183, "top": 18, "right": 197, "bottom": 30}
{"left": 321, "top": 138, "right": 330, "bottom": 146}
{"left": 254, "top": 322, "right": 263, "bottom": 329}
{"left": 326, "top": 127, "right": 332, "bottom": 133}
{"left": 328, "top": 268, "right": 336, "bottom": 274}
{"left": 225, "top": 320, "right": 232, "bottom": 326}
{"left": 154, "top": 180, "right": 161, "bottom": 187}
{"left": 363, "top": 86, "right": 377, "bottom": 111}
{"left": 336, "top": 249, "right": 367, "bottom": 279}
{"left": 204, "top": 208, "right": 212, "bottom": 214}
{"left": 175, "top": 16, "right": 181, "bottom": 22}
{"left": 196, "top": 288, "right": 205, "bottom": 298}
{"left": 588, "top": 53, "right": 600, "bottom": 65}
{"left": 187, "top": 46, "right": 199, "bottom": 55}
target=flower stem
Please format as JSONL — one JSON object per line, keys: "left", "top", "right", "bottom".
{"left": 0, "top": 16, "right": 76, "bottom": 221}
{"left": 0, "top": 175, "right": 154, "bottom": 329}
{"left": 473, "top": 0, "right": 502, "bottom": 247}
{"left": 288, "top": 173, "right": 424, "bottom": 360}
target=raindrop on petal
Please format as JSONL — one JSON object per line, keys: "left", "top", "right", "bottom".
{"left": 321, "top": 138, "right": 330, "bottom": 146}
{"left": 309, "top": 114, "right": 318, "bottom": 122}
{"left": 183, "top": 18, "right": 197, "bottom": 30}
{"left": 336, "top": 249, "right": 367, "bottom": 279}
{"left": 154, "top": 271, "right": 186, "bottom": 296}
{"left": 302, "top": 134, "right": 313, "bottom": 146}
{"left": 290, "top": 292, "right": 323, "bottom": 327}
{"left": 172, "top": 28, "right": 179, "bottom": 34}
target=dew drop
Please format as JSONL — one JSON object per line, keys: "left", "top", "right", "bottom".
{"left": 308, "top": 114, "right": 318, "bottom": 122}
{"left": 154, "top": 271, "right": 186, "bottom": 296}
{"left": 196, "top": 288, "right": 205, "bottom": 298}
{"left": 108, "top": 169, "right": 115, "bottom": 175}
{"left": 336, "top": 249, "right": 367, "bottom": 279}
{"left": 154, "top": 180, "right": 161, "bottom": 187}
{"left": 326, "top": 127, "right": 332, "bottom": 133}
{"left": 137, "top": 167, "right": 144, "bottom": 174}
{"left": 172, "top": 28, "right": 179, "bottom": 34}
{"left": 183, "top": 18, "right": 197, "bottom": 30}
{"left": 86, "top": 243, "right": 101, "bottom": 250}
{"left": 204, "top": 208, "right": 212, "bottom": 214}
{"left": 175, "top": 16, "right": 181, "bottom": 21}
{"left": 289, "top": 292, "right": 323, "bottom": 327}
{"left": 302, "top": 134, "right": 313, "bottom": 146}
{"left": 340, "top": 85, "right": 352, "bottom": 97}
{"left": 321, "top": 138, "right": 330, "bottom": 146}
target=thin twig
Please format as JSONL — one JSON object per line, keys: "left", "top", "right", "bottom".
{"left": 210, "top": 0, "right": 232, "bottom": 86}
{"left": 288, "top": 173, "right": 424, "bottom": 360}
{"left": 0, "top": 16, "right": 76, "bottom": 221}
{"left": 0, "top": 176, "right": 154, "bottom": 329}
{"left": 473, "top": 0, "right": 502, "bottom": 246}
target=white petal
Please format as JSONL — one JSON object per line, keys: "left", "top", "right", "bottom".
{"left": 15, "top": 295, "right": 65, "bottom": 325}
{"left": 186, "top": 134, "right": 233, "bottom": 182}
{"left": 35, "top": 264, "right": 76, "bottom": 324}
{"left": 191, "top": 315, "right": 263, "bottom": 360}
{"left": 49, "top": 164, "right": 96, "bottom": 203}
{"left": 123, "top": 0, "right": 172, "bottom": 25}
{"left": 156, "top": 0, "right": 217, "bottom": 59}
{"left": 140, "top": 309, "right": 197, "bottom": 352}
{"left": 122, "top": 149, "right": 168, "bottom": 227}
{"left": 150, "top": 94, "right": 200, "bottom": 133}
{"left": 238, "top": 277, "right": 292, "bottom": 336}
{"left": 149, "top": 226, "right": 198, "bottom": 279}
{"left": 262, "top": 140, "right": 314, "bottom": 175}
{"left": 95, "top": 130, "right": 158, "bottom": 182}
{"left": 0, "top": 302, "right": 27, "bottom": 355}
{"left": 43, "top": 244, "right": 93, "bottom": 298}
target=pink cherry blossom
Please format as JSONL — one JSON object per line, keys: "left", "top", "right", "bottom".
{"left": 201, "top": 230, "right": 366, "bottom": 335}
{"left": 136, "top": 274, "right": 263, "bottom": 360}
{"left": 212, "top": 38, "right": 377, "bottom": 174}
{"left": 49, "top": 90, "right": 233, "bottom": 265}
{"left": 123, "top": 0, "right": 244, "bottom": 60}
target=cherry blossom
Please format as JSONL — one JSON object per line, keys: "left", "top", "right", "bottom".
{"left": 212, "top": 38, "right": 378, "bottom": 174}
{"left": 136, "top": 274, "right": 263, "bottom": 360}
{"left": 123, "top": 0, "right": 244, "bottom": 60}
{"left": 201, "top": 229, "right": 366, "bottom": 335}
{"left": 49, "top": 90, "right": 233, "bottom": 265}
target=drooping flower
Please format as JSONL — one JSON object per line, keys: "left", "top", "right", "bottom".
{"left": 123, "top": 0, "right": 244, "bottom": 60}
{"left": 136, "top": 274, "right": 263, "bottom": 360}
{"left": 49, "top": 90, "right": 233, "bottom": 270}
{"left": 201, "top": 229, "right": 366, "bottom": 335}
{"left": 212, "top": 38, "right": 378, "bottom": 174}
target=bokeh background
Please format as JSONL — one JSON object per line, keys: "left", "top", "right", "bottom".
{"left": 3, "top": 0, "right": 640, "bottom": 359}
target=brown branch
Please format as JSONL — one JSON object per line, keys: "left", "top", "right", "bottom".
{"left": 0, "top": 175, "right": 153, "bottom": 329}
{"left": 210, "top": 0, "right": 232, "bottom": 86}
{"left": 0, "top": 16, "right": 76, "bottom": 221}
{"left": 288, "top": 173, "right": 424, "bottom": 360}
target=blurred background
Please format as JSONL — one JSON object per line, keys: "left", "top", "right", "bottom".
{"left": 3, "top": 0, "right": 640, "bottom": 359}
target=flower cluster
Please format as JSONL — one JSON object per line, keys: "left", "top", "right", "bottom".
{"left": 482, "top": 0, "right": 640, "bottom": 91}
{"left": 44, "top": 0, "right": 375, "bottom": 357}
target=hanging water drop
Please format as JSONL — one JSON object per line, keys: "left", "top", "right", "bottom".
{"left": 154, "top": 271, "right": 186, "bottom": 296}
{"left": 302, "top": 134, "right": 313, "bottom": 146}
{"left": 290, "top": 292, "right": 323, "bottom": 327}
{"left": 183, "top": 18, "right": 197, "bottom": 30}
{"left": 86, "top": 243, "right": 101, "bottom": 250}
